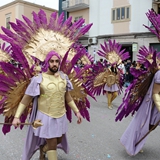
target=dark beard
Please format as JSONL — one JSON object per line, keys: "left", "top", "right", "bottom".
{"left": 49, "top": 67, "right": 58, "bottom": 73}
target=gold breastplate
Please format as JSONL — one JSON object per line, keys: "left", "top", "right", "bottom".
{"left": 38, "top": 73, "right": 67, "bottom": 118}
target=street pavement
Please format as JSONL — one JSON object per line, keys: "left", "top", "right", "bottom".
{"left": 0, "top": 88, "right": 159, "bottom": 160}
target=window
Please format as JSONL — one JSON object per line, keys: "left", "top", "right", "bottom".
{"left": 112, "top": 6, "right": 130, "bottom": 22}
{"left": 112, "top": 10, "right": 115, "bottom": 21}
{"left": 74, "top": 16, "right": 83, "bottom": 22}
{"left": 6, "top": 13, "right": 11, "bottom": 30}
{"left": 121, "top": 7, "right": 125, "bottom": 19}
{"left": 126, "top": 7, "right": 130, "bottom": 19}
{"left": 116, "top": 8, "right": 120, "bottom": 20}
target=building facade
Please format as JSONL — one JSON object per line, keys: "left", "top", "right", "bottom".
{"left": 0, "top": 0, "right": 57, "bottom": 43}
{"left": 62, "top": 0, "right": 160, "bottom": 62}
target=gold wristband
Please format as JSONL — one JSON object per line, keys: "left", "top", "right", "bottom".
{"left": 14, "top": 103, "right": 26, "bottom": 118}
{"left": 153, "top": 94, "right": 160, "bottom": 112}
{"left": 67, "top": 100, "right": 79, "bottom": 113}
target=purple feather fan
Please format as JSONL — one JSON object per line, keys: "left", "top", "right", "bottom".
{"left": 59, "top": 44, "right": 95, "bottom": 122}
{"left": 116, "top": 46, "right": 158, "bottom": 121}
{"left": 143, "top": 9, "right": 160, "bottom": 40}
{"left": 97, "top": 40, "right": 130, "bottom": 65}
{"left": 0, "top": 43, "right": 33, "bottom": 134}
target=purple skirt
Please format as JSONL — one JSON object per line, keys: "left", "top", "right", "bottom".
{"left": 33, "top": 110, "right": 68, "bottom": 139}
{"left": 104, "top": 83, "right": 119, "bottom": 92}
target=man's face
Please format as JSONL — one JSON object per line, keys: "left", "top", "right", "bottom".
{"left": 48, "top": 55, "right": 60, "bottom": 73}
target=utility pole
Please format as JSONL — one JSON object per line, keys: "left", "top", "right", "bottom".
{"left": 59, "top": 0, "right": 68, "bottom": 20}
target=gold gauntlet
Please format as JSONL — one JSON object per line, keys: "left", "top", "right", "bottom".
{"left": 153, "top": 94, "right": 160, "bottom": 112}
{"left": 14, "top": 103, "right": 26, "bottom": 118}
{"left": 67, "top": 100, "right": 79, "bottom": 113}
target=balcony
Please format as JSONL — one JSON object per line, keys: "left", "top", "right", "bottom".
{"left": 152, "top": 0, "right": 160, "bottom": 3}
{"left": 62, "top": 0, "right": 89, "bottom": 12}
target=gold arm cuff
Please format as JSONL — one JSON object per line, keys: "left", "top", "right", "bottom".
{"left": 67, "top": 100, "right": 79, "bottom": 113}
{"left": 14, "top": 103, "right": 26, "bottom": 118}
{"left": 152, "top": 94, "right": 160, "bottom": 112}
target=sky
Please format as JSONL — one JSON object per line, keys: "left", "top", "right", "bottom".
{"left": 0, "top": 0, "right": 59, "bottom": 10}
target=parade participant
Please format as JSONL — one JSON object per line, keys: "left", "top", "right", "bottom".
{"left": 12, "top": 50, "right": 83, "bottom": 160}
{"left": 115, "top": 9, "right": 160, "bottom": 156}
{"left": 104, "top": 64, "right": 119, "bottom": 109}
{"left": 116, "top": 47, "right": 160, "bottom": 155}
{"left": 86, "top": 40, "right": 129, "bottom": 108}
{"left": 0, "top": 9, "right": 93, "bottom": 160}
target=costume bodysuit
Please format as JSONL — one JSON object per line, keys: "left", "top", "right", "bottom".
{"left": 38, "top": 73, "right": 67, "bottom": 118}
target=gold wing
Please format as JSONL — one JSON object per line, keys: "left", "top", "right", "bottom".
{"left": 93, "top": 70, "right": 109, "bottom": 87}
{"left": 3, "top": 80, "right": 30, "bottom": 117}
{"left": 93, "top": 69, "right": 118, "bottom": 87}
{"left": 68, "top": 70, "right": 87, "bottom": 103}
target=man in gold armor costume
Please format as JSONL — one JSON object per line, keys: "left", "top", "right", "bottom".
{"left": 12, "top": 51, "right": 82, "bottom": 160}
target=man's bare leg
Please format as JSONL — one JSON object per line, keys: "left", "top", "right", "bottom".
{"left": 39, "top": 145, "right": 46, "bottom": 160}
{"left": 46, "top": 137, "right": 60, "bottom": 160}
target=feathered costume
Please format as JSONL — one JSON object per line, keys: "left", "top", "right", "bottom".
{"left": 116, "top": 9, "right": 160, "bottom": 156}
{"left": 86, "top": 40, "right": 129, "bottom": 108}
{"left": 0, "top": 9, "right": 95, "bottom": 159}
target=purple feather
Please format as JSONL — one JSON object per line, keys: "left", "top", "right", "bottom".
{"left": 56, "top": 12, "right": 64, "bottom": 31}
{"left": 11, "top": 44, "right": 32, "bottom": 78}
{"left": 16, "top": 19, "right": 33, "bottom": 34}
{"left": 32, "top": 11, "right": 41, "bottom": 30}
{"left": 38, "top": 9, "right": 48, "bottom": 29}
{"left": 9, "top": 22, "right": 28, "bottom": 43}
{"left": 48, "top": 12, "right": 58, "bottom": 30}
{"left": 2, "top": 116, "right": 14, "bottom": 135}
{"left": 0, "top": 74, "right": 15, "bottom": 86}
{"left": 0, "top": 62, "right": 24, "bottom": 82}
{"left": 0, "top": 82, "right": 10, "bottom": 92}
{"left": 65, "top": 103, "right": 72, "bottom": 122}
{"left": 22, "top": 15, "right": 35, "bottom": 32}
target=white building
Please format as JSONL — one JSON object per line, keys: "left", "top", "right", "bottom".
{"left": 62, "top": 0, "right": 160, "bottom": 62}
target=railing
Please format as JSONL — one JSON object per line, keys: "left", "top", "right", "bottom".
{"left": 62, "top": 0, "right": 89, "bottom": 10}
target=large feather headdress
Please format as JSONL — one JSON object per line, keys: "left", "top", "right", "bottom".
{"left": 0, "top": 9, "right": 92, "bottom": 66}
{"left": 97, "top": 40, "right": 130, "bottom": 65}
{"left": 85, "top": 40, "right": 129, "bottom": 96}
{"left": 0, "top": 9, "right": 94, "bottom": 134}
{"left": 143, "top": 9, "right": 160, "bottom": 41}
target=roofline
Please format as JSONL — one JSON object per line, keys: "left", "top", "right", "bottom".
{"left": 0, "top": 0, "right": 58, "bottom": 12}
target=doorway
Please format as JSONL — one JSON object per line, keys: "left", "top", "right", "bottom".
{"left": 121, "top": 45, "right": 133, "bottom": 61}
{"left": 150, "top": 43, "right": 160, "bottom": 52}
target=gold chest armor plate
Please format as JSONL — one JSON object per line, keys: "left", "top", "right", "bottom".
{"left": 38, "top": 73, "right": 67, "bottom": 118}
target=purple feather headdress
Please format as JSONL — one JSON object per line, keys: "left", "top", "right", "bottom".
{"left": 0, "top": 9, "right": 95, "bottom": 134}
{"left": 0, "top": 9, "right": 93, "bottom": 64}
{"left": 97, "top": 40, "right": 130, "bottom": 65}
{"left": 144, "top": 9, "right": 160, "bottom": 41}
{"left": 84, "top": 39, "right": 129, "bottom": 97}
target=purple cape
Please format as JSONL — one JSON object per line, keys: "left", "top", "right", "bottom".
{"left": 22, "top": 73, "right": 71, "bottom": 160}
{"left": 120, "top": 70, "right": 160, "bottom": 155}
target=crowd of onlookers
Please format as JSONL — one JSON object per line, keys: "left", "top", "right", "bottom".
{"left": 74, "top": 58, "right": 146, "bottom": 87}
{"left": 118, "top": 60, "right": 146, "bottom": 87}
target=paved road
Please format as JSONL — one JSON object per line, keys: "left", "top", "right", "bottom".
{"left": 0, "top": 90, "right": 159, "bottom": 160}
